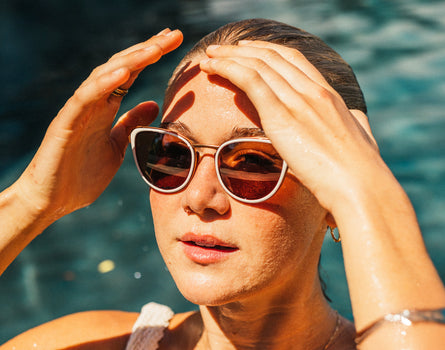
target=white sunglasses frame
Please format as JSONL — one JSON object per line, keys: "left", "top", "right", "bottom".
{"left": 130, "top": 127, "right": 288, "bottom": 204}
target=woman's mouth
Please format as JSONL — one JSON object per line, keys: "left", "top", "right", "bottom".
{"left": 179, "top": 233, "right": 239, "bottom": 265}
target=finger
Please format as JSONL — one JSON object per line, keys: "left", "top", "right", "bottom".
{"left": 93, "top": 30, "right": 182, "bottom": 95}
{"left": 78, "top": 30, "right": 182, "bottom": 97}
{"left": 201, "top": 54, "right": 327, "bottom": 127}
{"left": 90, "top": 30, "right": 183, "bottom": 82}
{"left": 74, "top": 67, "right": 131, "bottom": 105}
{"left": 110, "top": 28, "right": 173, "bottom": 59}
{"left": 237, "top": 40, "right": 340, "bottom": 96}
{"left": 206, "top": 44, "right": 340, "bottom": 101}
{"left": 110, "top": 101, "right": 159, "bottom": 155}
{"left": 103, "top": 45, "right": 166, "bottom": 104}
{"left": 82, "top": 31, "right": 183, "bottom": 102}
{"left": 58, "top": 31, "right": 182, "bottom": 129}
{"left": 200, "top": 57, "right": 295, "bottom": 132}
{"left": 107, "top": 46, "right": 165, "bottom": 92}
{"left": 82, "top": 44, "right": 163, "bottom": 92}
{"left": 206, "top": 45, "right": 305, "bottom": 94}
{"left": 78, "top": 29, "right": 182, "bottom": 97}
{"left": 58, "top": 67, "right": 131, "bottom": 127}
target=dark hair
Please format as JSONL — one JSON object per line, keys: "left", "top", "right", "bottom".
{"left": 165, "top": 18, "right": 366, "bottom": 114}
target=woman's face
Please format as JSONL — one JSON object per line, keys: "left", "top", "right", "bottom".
{"left": 150, "top": 63, "right": 328, "bottom": 306}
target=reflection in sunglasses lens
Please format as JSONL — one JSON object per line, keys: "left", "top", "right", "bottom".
{"left": 218, "top": 141, "right": 283, "bottom": 200}
{"left": 136, "top": 132, "right": 192, "bottom": 190}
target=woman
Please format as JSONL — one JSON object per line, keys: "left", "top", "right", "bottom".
{"left": 1, "top": 19, "right": 444, "bottom": 349}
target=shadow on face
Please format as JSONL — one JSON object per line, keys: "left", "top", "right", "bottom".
{"left": 163, "top": 62, "right": 261, "bottom": 128}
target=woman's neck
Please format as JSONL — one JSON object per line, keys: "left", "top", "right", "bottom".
{"left": 195, "top": 277, "right": 339, "bottom": 350}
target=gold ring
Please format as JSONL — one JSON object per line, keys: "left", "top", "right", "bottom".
{"left": 111, "top": 87, "right": 129, "bottom": 97}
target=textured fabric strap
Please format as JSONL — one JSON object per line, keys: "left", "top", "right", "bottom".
{"left": 125, "top": 302, "right": 174, "bottom": 350}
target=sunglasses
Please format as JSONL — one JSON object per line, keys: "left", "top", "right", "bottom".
{"left": 130, "top": 127, "right": 288, "bottom": 203}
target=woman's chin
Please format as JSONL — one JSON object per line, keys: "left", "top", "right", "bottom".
{"left": 173, "top": 271, "right": 243, "bottom": 306}
{"left": 180, "top": 288, "right": 233, "bottom": 306}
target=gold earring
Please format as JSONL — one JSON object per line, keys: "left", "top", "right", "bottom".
{"left": 329, "top": 226, "right": 341, "bottom": 243}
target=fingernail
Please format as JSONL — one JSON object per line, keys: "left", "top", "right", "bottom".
{"left": 200, "top": 58, "right": 210, "bottom": 65}
{"left": 238, "top": 40, "right": 252, "bottom": 45}
{"left": 207, "top": 45, "right": 220, "bottom": 50}
{"left": 166, "top": 30, "right": 177, "bottom": 36}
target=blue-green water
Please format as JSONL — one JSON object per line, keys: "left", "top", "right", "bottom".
{"left": 1, "top": 0, "right": 445, "bottom": 343}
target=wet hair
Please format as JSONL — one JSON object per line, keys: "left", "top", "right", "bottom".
{"left": 165, "top": 18, "right": 367, "bottom": 114}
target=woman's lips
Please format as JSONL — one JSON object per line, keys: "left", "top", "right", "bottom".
{"left": 179, "top": 233, "right": 239, "bottom": 265}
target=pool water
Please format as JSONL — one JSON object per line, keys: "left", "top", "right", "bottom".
{"left": 1, "top": 0, "right": 444, "bottom": 343}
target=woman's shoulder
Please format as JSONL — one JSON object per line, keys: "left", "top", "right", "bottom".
{"left": 159, "top": 310, "right": 203, "bottom": 350}
{"left": 0, "top": 310, "right": 139, "bottom": 350}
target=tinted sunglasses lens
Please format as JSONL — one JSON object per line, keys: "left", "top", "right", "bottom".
{"left": 218, "top": 141, "right": 284, "bottom": 200}
{"left": 134, "top": 131, "right": 192, "bottom": 190}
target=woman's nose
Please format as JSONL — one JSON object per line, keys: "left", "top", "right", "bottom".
{"left": 181, "top": 155, "right": 230, "bottom": 217}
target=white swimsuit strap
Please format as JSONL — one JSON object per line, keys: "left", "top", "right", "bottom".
{"left": 125, "top": 302, "right": 174, "bottom": 350}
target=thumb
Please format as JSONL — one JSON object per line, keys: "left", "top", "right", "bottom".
{"left": 111, "top": 101, "right": 159, "bottom": 155}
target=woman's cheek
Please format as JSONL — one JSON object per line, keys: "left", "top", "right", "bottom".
{"left": 150, "top": 191, "right": 178, "bottom": 223}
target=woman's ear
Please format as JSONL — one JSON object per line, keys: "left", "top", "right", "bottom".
{"left": 325, "top": 212, "right": 337, "bottom": 229}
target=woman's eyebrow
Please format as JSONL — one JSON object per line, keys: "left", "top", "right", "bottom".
{"left": 231, "top": 127, "right": 266, "bottom": 138}
{"left": 159, "top": 122, "right": 265, "bottom": 142}
{"left": 159, "top": 121, "right": 198, "bottom": 141}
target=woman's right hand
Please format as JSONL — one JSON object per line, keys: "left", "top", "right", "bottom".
{"left": 12, "top": 28, "right": 183, "bottom": 222}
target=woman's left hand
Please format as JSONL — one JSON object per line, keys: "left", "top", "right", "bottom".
{"left": 199, "top": 41, "right": 382, "bottom": 213}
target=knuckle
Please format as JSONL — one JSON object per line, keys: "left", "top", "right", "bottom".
{"left": 263, "top": 48, "right": 281, "bottom": 63}
{"left": 217, "top": 59, "right": 235, "bottom": 72}
{"left": 71, "top": 88, "right": 86, "bottom": 106}
{"left": 71, "top": 85, "right": 97, "bottom": 108}
{"left": 251, "top": 57, "right": 269, "bottom": 72}
{"left": 144, "top": 43, "right": 163, "bottom": 56}
{"left": 91, "top": 65, "right": 102, "bottom": 76}
{"left": 109, "top": 51, "right": 121, "bottom": 60}
{"left": 244, "top": 68, "right": 262, "bottom": 85}
{"left": 313, "top": 85, "right": 334, "bottom": 101}
{"left": 72, "top": 87, "right": 84, "bottom": 102}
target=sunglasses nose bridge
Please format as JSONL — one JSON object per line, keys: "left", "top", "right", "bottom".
{"left": 192, "top": 144, "right": 220, "bottom": 164}
{"left": 193, "top": 144, "right": 219, "bottom": 152}
{"left": 188, "top": 144, "right": 230, "bottom": 196}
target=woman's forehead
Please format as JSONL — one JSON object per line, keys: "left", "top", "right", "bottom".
{"left": 162, "top": 64, "right": 261, "bottom": 130}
